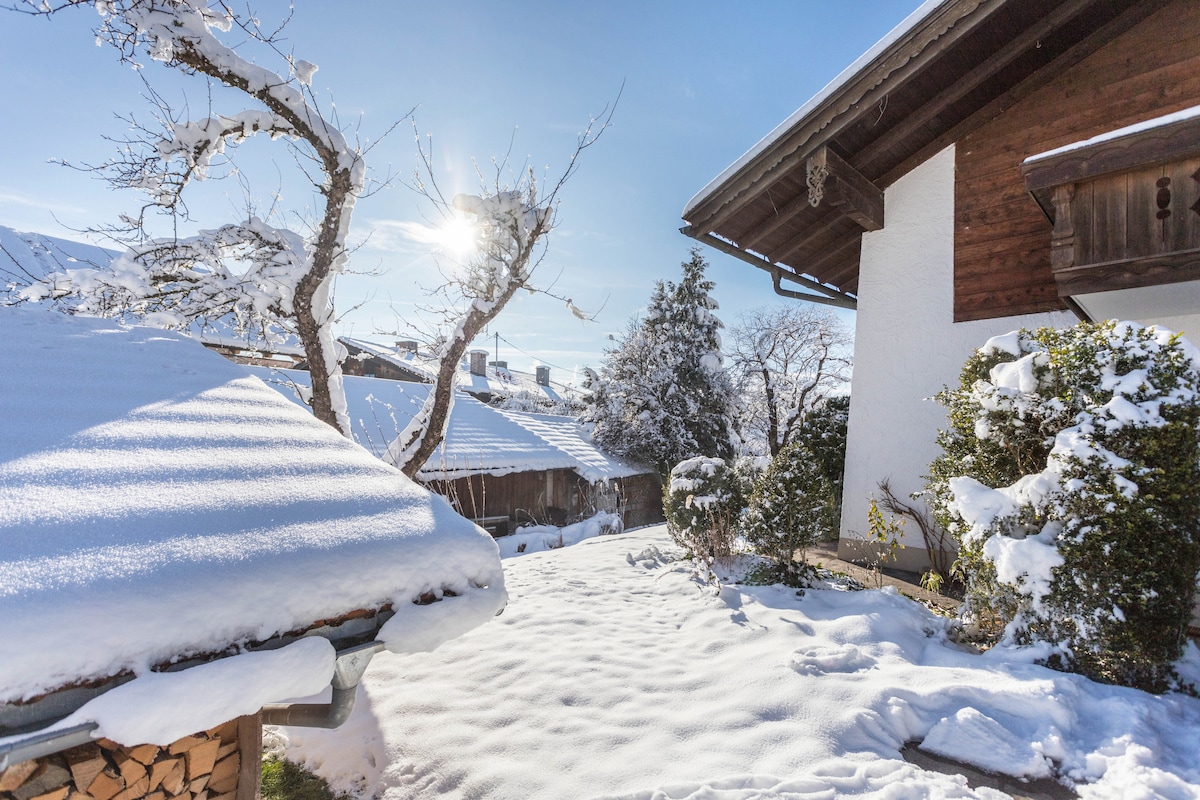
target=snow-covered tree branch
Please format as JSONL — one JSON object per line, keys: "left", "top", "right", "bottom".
{"left": 17, "top": 0, "right": 363, "bottom": 435}
{"left": 729, "top": 305, "right": 851, "bottom": 457}
{"left": 384, "top": 110, "right": 613, "bottom": 479}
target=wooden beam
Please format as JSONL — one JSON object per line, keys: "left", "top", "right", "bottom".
{"left": 808, "top": 146, "right": 885, "bottom": 231}
{"left": 1053, "top": 247, "right": 1200, "bottom": 295}
{"left": 1022, "top": 113, "right": 1200, "bottom": 190}
{"left": 878, "top": 0, "right": 1162, "bottom": 188}
{"left": 855, "top": 0, "right": 1103, "bottom": 177}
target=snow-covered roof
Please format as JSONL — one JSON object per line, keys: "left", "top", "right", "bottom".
{"left": 0, "top": 307, "right": 505, "bottom": 710}
{"left": 682, "top": 0, "right": 944, "bottom": 216}
{"left": 341, "top": 335, "right": 580, "bottom": 404}
{"left": 247, "top": 367, "right": 644, "bottom": 483}
{"left": 0, "top": 224, "right": 304, "bottom": 355}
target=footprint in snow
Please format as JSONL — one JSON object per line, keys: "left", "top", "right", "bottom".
{"left": 789, "top": 643, "right": 875, "bottom": 675}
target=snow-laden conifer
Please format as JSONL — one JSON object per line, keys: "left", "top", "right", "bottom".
{"left": 583, "top": 250, "right": 736, "bottom": 476}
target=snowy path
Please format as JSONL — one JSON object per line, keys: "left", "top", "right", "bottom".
{"left": 275, "top": 526, "right": 1200, "bottom": 800}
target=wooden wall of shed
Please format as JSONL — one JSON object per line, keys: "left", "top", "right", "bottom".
{"left": 0, "top": 714, "right": 260, "bottom": 800}
{"left": 424, "top": 470, "right": 664, "bottom": 531}
{"left": 953, "top": 0, "right": 1200, "bottom": 322}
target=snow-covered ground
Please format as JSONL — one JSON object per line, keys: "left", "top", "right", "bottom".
{"left": 272, "top": 526, "right": 1200, "bottom": 800}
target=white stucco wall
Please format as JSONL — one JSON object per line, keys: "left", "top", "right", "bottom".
{"left": 838, "top": 145, "right": 1076, "bottom": 570}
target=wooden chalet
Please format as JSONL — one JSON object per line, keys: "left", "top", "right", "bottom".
{"left": 246, "top": 369, "right": 665, "bottom": 535}
{"left": 684, "top": 0, "right": 1200, "bottom": 571}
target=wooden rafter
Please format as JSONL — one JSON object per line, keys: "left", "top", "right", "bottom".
{"left": 739, "top": 190, "right": 812, "bottom": 252}
{"left": 853, "top": 0, "right": 1102, "bottom": 178}
{"left": 877, "top": 0, "right": 1162, "bottom": 188}
{"left": 764, "top": 206, "right": 845, "bottom": 263}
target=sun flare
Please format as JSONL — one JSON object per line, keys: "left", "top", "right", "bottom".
{"left": 436, "top": 214, "right": 480, "bottom": 258}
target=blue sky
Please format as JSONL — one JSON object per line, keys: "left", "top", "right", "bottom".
{"left": 0, "top": 2, "right": 918, "bottom": 381}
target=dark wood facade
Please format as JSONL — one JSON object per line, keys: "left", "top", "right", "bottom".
{"left": 954, "top": 0, "right": 1200, "bottom": 321}
{"left": 424, "top": 470, "right": 664, "bottom": 534}
{"left": 1021, "top": 113, "right": 1200, "bottom": 299}
{"left": 341, "top": 341, "right": 429, "bottom": 382}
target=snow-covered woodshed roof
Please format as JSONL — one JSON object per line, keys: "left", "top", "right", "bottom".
{"left": 0, "top": 307, "right": 504, "bottom": 735}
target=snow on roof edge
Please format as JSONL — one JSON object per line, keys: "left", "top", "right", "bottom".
{"left": 682, "top": 0, "right": 947, "bottom": 218}
{"left": 1023, "top": 104, "right": 1200, "bottom": 164}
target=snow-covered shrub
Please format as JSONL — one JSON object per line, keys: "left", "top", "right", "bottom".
{"left": 741, "top": 442, "right": 835, "bottom": 586}
{"left": 926, "top": 321, "right": 1200, "bottom": 692}
{"left": 664, "top": 456, "right": 740, "bottom": 581}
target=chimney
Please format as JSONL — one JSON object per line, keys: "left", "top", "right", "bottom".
{"left": 469, "top": 350, "right": 488, "bottom": 376}
{"left": 395, "top": 340, "right": 418, "bottom": 353}
{"left": 535, "top": 365, "right": 550, "bottom": 386}
{"left": 490, "top": 360, "right": 508, "bottom": 370}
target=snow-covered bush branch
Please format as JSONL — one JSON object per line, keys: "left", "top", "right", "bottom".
{"left": 926, "top": 320, "right": 1200, "bottom": 692}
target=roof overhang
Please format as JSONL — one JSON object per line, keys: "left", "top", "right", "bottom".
{"left": 682, "top": 0, "right": 1157, "bottom": 306}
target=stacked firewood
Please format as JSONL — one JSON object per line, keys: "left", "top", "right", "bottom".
{"left": 0, "top": 720, "right": 246, "bottom": 800}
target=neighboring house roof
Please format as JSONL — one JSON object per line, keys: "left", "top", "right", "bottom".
{"left": 341, "top": 335, "right": 581, "bottom": 406}
{"left": 681, "top": 0, "right": 1156, "bottom": 307}
{"left": 247, "top": 367, "right": 644, "bottom": 483}
{"left": 0, "top": 224, "right": 304, "bottom": 355}
{"left": 0, "top": 307, "right": 504, "bottom": 722}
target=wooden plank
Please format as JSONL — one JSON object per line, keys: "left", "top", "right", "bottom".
{"left": 1072, "top": 181, "right": 1094, "bottom": 266}
{"left": 1052, "top": 248, "right": 1200, "bottom": 295}
{"left": 1166, "top": 157, "right": 1200, "bottom": 254}
{"left": 1124, "top": 166, "right": 1162, "bottom": 259}
{"left": 1090, "top": 172, "right": 1128, "bottom": 264}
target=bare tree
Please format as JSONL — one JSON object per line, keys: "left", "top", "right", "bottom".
{"left": 729, "top": 304, "right": 851, "bottom": 457}
{"left": 384, "top": 114, "right": 611, "bottom": 479}
{"left": 17, "top": 0, "right": 367, "bottom": 435}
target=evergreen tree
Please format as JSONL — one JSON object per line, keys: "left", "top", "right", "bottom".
{"left": 583, "top": 250, "right": 736, "bottom": 476}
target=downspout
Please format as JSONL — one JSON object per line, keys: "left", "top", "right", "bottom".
{"left": 260, "top": 640, "right": 385, "bottom": 729}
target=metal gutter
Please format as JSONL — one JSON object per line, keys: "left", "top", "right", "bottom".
{"left": 0, "top": 626, "right": 393, "bottom": 769}
{"left": 682, "top": 228, "right": 857, "bottom": 310}
{"left": 0, "top": 722, "right": 98, "bottom": 772}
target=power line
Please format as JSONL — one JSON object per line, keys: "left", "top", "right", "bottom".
{"left": 496, "top": 333, "right": 577, "bottom": 374}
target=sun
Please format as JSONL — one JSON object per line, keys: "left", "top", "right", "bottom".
{"left": 436, "top": 214, "right": 480, "bottom": 259}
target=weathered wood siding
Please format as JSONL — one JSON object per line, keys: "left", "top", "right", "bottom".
{"left": 424, "top": 470, "right": 664, "bottom": 533}
{"left": 954, "top": 0, "right": 1200, "bottom": 321}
